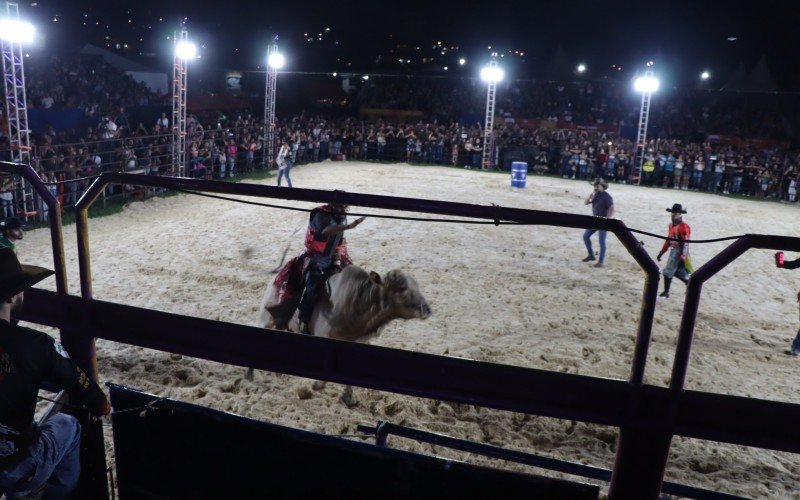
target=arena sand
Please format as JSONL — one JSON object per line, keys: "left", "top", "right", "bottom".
{"left": 20, "top": 162, "right": 800, "bottom": 498}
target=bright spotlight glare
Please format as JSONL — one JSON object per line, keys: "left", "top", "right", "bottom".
{"left": 268, "top": 52, "right": 285, "bottom": 69}
{"left": 701, "top": 71, "right": 710, "bottom": 80}
{"left": 175, "top": 41, "right": 197, "bottom": 60}
{"left": 362, "top": 75, "right": 369, "bottom": 80}
{"left": 459, "top": 58, "right": 466, "bottom": 66}
{"left": 634, "top": 75, "right": 659, "bottom": 93}
{"left": 0, "top": 19, "right": 35, "bottom": 44}
{"left": 577, "top": 64, "right": 586, "bottom": 73}
{"left": 480, "top": 66, "right": 504, "bottom": 83}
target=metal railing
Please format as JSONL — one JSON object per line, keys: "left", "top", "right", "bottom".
{"left": 4, "top": 166, "right": 800, "bottom": 500}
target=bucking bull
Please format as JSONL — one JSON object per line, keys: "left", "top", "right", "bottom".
{"left": 247, "top": 263, "right": 431, "bottom": 406}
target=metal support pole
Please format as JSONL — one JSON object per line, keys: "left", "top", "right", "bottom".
{"left": 171, "top": 27, "right": 188, "bottom": 177}
{"left": 482, "top": 58, "right": 498, "bottom": 170}
{"left": 1, "top": 1, "right": 35, "bottom": 220}
{"left": 633, "top": 68, "right": 653, "bottom": 185}
{"left": 262, "top": 38, "right": 278, "bottom": 170}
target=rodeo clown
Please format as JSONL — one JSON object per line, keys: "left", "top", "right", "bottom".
{"left": 657, "top": 203, "right": 693, "bottom": 298}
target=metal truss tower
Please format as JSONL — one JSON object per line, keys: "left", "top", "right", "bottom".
{"left": 2, "top": 1, "right": 34, "bottom": 218}
{"left": 481, "top": 58, "right": 498, "bottom": 170}
{"left": 172, "top": 27, "right": 189, "bottom": 177}
{"left": 633, "top": 67, "right": 654, "bottom": 185}
{"left": 263, "top": 38, "right": 279, "bottom": 170}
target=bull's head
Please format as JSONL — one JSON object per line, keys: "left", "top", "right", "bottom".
{"left": 370, "top": 270, "right": 431, "bottom": 320}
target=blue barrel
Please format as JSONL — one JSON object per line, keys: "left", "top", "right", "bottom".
{"left": 511, "top": 162, "right": 527, "bottom": 188}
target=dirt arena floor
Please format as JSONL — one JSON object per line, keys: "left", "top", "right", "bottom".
{"left": 21, "top": 162, "right": 800, "bottom": 498}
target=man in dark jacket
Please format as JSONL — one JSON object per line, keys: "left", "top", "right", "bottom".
{"left": 582, "top": 178, "right": 615, "bottom": 268}
{"left": 0, "top": 248, "right": 110, "bottom": 498}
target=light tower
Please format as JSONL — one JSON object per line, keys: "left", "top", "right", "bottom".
{"left": 632, "top": 61, "right": 659, "bottom": 185}
{"left": 1, "top": 2, "right": 35, "bottom": 219}
{"left": 480, "top": 55, "right": 503, "bottom": 170}
{"left": 263, "top": 36, "right": 282, "bottom": 170}
{"left": 172, "top": 26, "right": 195, "bottom": 177}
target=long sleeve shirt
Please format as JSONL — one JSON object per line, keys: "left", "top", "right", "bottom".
{"left": 0, "top": 319, "right": 109, "bottom": 433}
{"left": 660, "top": 221, "right": 691, "bottom": 256}
{"left": 784, "top": 257, "right": 800, "bottom": 270}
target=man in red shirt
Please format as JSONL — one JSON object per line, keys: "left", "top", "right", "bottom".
{"left": 657, "top": 203, "right": 692, "bottom": 298}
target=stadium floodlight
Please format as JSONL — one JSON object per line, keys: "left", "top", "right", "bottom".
{"left": 577, "top": 63, "right": 586, "bottom": 73}
{"left": 459, "top": 58, "right": 466, "bottom": 66}
{"left": 0, "top": 19, "right": 35, "bottom": 44}
{"left": 701, "top": 71, "right": 710, "bottom": 80}
{"left": 267, "top": 52, "right": 285, "bottom": 69}
{"left": 175, "top": 40, "right": 197, "bottom": 60}
{"left": 633, "top": 75, "right": 660, "bottom": 93}
{"left": 480, "top": 65, "right": 504, "bottom": 83}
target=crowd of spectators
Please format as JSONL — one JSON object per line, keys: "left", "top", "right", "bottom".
{"left": 24, "top": 54, "right": 167, "bottom": 117}
{"left": 356, "top": 77, "right": 797, "bottom": 140}
{"left": 1, "top": 54, "right": 799, "bottom": 221}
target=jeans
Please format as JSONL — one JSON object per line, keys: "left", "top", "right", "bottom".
{"left": 0, "top": 413, "right": 81, "bottom": 499}
{"left": 583, "top": 229, "right": 607, "bottom": 263}
{"left": 227, "top": 157, "right": 235, "bottom": 177}
{"left": 791, "top": 329, "right": 800, "bottom": 354}
{"left": 277, "top": 161, "right": 292, "bottom": 187}
{"left": 732, "top": 176, "right": 742, "bottom": 193}
{"left": 692, "top": 170, "right": 703, "bottom": 188}
{"left": 298, "top": 260, "right": 327, "bottom": 323}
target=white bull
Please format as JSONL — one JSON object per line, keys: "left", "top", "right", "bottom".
{"left": 250, "top": 265, "right": 431, "bottom": 406}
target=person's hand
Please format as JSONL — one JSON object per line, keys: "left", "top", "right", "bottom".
{"left": 679, "top": 254, "right": 687, "bottom": 262}
{"left": 657, "top": 252, "right": 664, "bottom": 262}
{"left": 348, "top": 216, "right": 365, "bottom": 229}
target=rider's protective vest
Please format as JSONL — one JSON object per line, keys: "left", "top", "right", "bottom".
{"left": 304, "top": 205, "right": 347, "bottom": 256}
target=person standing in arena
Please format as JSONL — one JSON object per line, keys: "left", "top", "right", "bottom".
{"left": 276, "top": 141, "right": 293, "bottom": 188}
{"left": 774, "top": 252, "right": 800, "bottom": 356}
{"left": 582, "top": 178, "right": 615, "bottom": 268}
{"left": 0, "top": 249, "right": 111, "bottom": 498}
{"left": 657, "top": 204, "right": 692, "bottom": 298}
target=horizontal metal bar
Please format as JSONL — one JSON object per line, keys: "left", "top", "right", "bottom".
{"left": 357, "top": 420, "right": 747, "bottom": 500}
{"left": 362, "top": 420, "right": 612, "bottom": 481}
{"left": 19, "top": 288, "right": 800, "bottom": 455}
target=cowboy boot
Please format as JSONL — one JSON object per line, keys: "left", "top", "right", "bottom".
{"left": 659, "top": 277, "right": 672, "bottom": 298}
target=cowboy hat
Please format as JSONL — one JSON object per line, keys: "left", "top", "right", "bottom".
{"left": 0, "top": 248, "right": 54, "bottom": 303}
{"left": 666, "top": 203, "right": 687, "bottom": 214}
{"left": 0, "top": 217, "right": 23, "bottom": 232}
{"left": 591, "top": 177, "right": 608, "bottom": 188}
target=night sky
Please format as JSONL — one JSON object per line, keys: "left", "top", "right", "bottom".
{"left": 20, "top": 0, "right": 800, "bottom": 90}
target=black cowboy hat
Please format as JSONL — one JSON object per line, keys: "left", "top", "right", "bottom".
{"left": 0, "top": 217, "right": 23, "bottom": 232}
{"left": 591, "top": 177, "right": 609, "bottom": 188}
{"left": 666, "top": 203, "right": 687, "bottom": 214}
{"left": 0, "top": 248, "right": 54, "bottom": 303}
